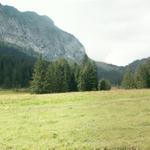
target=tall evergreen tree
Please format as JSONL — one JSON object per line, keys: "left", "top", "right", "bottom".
{"left": 55, "top": 59, "right": 71, "bottom": 92}
{"left": 134, "top": 65, "right": 148, "bottom": 89}
{"left": 31, "top": 56, "right": 47, "bottom": 94}
{"left": 45, "top": 63, "right": 55, "bottom": 93}
{"left": 69, "top": 63, "right": 78, "bottom": 91}
{"left": 45, "top": 59, "right": 72, "bottom": 93}
{"left": 145, "top": 59, "right": 150, "bottom": 88}
{"left": 78, "top": 58, "right": 98, "bottom": 91}
{"left": 135, "top": 59, "right": 150, "bottom": 89}
{"left": 121, "top": 67, "right": 135, "bottom": 89}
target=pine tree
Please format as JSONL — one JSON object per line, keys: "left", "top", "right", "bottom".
{"left": 46, "top": 59, "right": 72, "bottom": 93}
{"left": 31, "top": 56, "right": 47, "bottom": 94}
{"left": 78, "top": 67, "right": 87, "bottom": 91}
{"left": 45, "top": 63, "right": 55, "bottom": 93}
{"left": 55, "top": 59, "right": 71, "bottom": 92}
{"left": 69, "top": 63, "right": 78, "bottom": 91}
{"left": 121, "top": 67, "right": 135, "bottom": 89}
{"left": 135, "top": 59, "right": 150, "bottom": 89}
{"left": 134, "top": 65, "right": 147, "bottom": 89}
{"left": 145, "top": 59, "right": 150, "bottom": 88}
{"left": 78, "top": 58, "right": 98, "bottom": 91}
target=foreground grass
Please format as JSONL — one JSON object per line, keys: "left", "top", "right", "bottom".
{"left": 0, "top": 90, "right": 150, "bottom": 149}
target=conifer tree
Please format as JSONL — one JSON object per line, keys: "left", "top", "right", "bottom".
{"left": 57, "top": 59, "right": 71, "bottom": 92}
{"left": 134, "top": 65, "right": 147, "bottom": 89}
{"left": 135, "top": 59, "right": 150, "bottom": 89}
{"left": 45, "top": 63, "right": 55, "bottom": 93}
{"left": 144, "top": 59, "right": 150, "bottom": 88}
{"left": 46, "top": 59, "right": 72, "bottom": 93}
{"left": 31, "top": 56, "right": 47, "bottom": 94}
{"left": 121, "top": 67, "right": 135, "bottom": 89}
{"left": 78, "top": 57, "right": 98, "bottom": 91}
{"left": 69, "top": 63, "right": 78, "bottom": 91}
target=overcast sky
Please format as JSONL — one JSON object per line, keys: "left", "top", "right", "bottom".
{"left": 1, "top": 0, "right": 150, "bottom": 66}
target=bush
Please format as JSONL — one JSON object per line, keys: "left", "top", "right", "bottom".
{"left": 98, "top": 79, "right": 111, "bottom": 91}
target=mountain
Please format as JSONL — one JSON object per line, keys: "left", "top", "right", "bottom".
{"left": 96, "top": 57, "right": 150, "bottom": 85}
{"left": 0, "top": 4, "right": 86, "bottom": 62}
{"left": 96, "top": 61, "right": 124, "bottom": 85}
{"left": 0, "top": 4, "right": 150, "bottom": 87}
{"left": 126, "top": 57, "right": 150, "bottom": 72}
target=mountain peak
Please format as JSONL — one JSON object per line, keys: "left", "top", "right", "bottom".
{"left": 0, "top": 4, "right": 86, "bottom": 62}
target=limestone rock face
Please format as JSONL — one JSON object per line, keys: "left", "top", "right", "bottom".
{"left": 0, "top": 5, "right": 86, "bottom": 62}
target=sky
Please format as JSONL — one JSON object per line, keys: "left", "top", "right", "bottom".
{"left": 1, "top": 0, "right": 150, "bottom": 66}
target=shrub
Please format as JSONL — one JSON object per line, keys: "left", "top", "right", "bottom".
{"left": 98, "top": 79, "right": 111, "bottom": 91}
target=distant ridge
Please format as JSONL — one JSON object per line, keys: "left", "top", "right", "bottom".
{"left": 96, "top": 57, "right": 150, "bottom": 84}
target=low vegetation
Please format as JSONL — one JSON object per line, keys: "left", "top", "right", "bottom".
{"left": 0, "top": 90, "right": 149, "bottom": 149}
{"left": 98, "top": 79, "right": 111, "bottom": 91}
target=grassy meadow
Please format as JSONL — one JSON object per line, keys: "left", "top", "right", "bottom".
{"left": 0, "top": 90, "right": 150, "bottom": 149}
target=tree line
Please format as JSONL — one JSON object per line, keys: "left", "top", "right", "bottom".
{"left": 0, "top": 42, "right": 111, "bottom": 92}
{"left": 121, "top": 59, "right": 150, "bottom": 89}
{"left": 0, "top": 43, "right": 35, "bottom": 88}
{"left": 3, "top": 40, "right": 150, "bottom": 92}
{"left": 31, "top": 56, "right": 100, "bottom": 93}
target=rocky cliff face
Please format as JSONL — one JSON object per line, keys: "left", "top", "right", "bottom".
{"left": 0, "top": 4, "right": 86, "bottom": 62}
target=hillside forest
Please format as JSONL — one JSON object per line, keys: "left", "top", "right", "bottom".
{"left": 0, "top": 42, "right": 150, "bottom": 93}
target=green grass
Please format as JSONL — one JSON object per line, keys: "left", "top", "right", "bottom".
{"left": 0, "top": 90, "right": 150, "bottom": 149}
